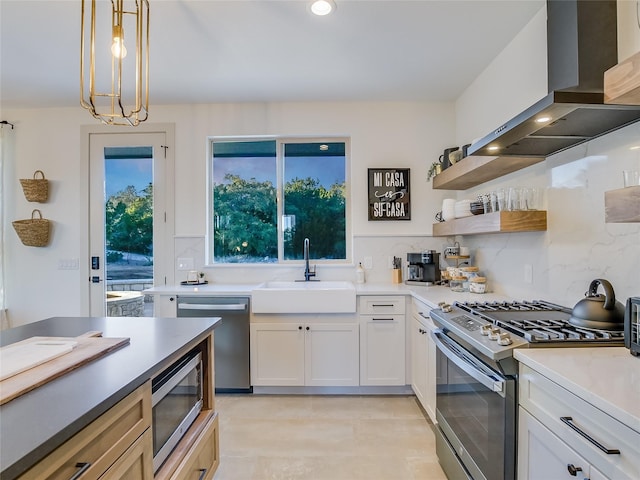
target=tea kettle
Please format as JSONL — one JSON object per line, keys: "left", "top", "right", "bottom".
{"left": 569, "top": 278, "right": 625, "bottom": 330}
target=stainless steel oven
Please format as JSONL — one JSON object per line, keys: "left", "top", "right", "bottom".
{"left": 432, "top": 329, "right": 516, "bottom": 480}
{"left": 430, "top": 300, "right": 624, "bottom": 480}
{"left": 151, "top": 349, "right": 203, "bottom": 472}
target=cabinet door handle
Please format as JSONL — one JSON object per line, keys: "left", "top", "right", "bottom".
{"left": 298, "top": 325, "right": 303, "bottom": 330}
{"left": 566, "top": 464, "right": 582, "bottom": 476}
{"left": 372, "top": 304, "right": 394, "bottom": 307}
{"left": 198, "top": 468, "right": 208, "bottom": 480}
{"left": 306, "top": 326, "right": 310, "bottom": 331}
{"left": 70, "top": 462, "right": 91, "bottom": 480}
{"left": 372, "top": 318, "right": 394, "bottom": 321}
{"left": 560, "top": 417, "right": 621, "bottom": 455}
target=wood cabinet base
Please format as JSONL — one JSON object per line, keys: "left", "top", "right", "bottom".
{"left": 18, "top": 382, "right": 152, "bottom": 480}
{"left": 155, "top": 411, "right": 219, "bottom": 480}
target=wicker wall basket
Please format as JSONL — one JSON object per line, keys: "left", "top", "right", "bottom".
{"left": 12, "top": 209, "right": 51, "bottom": 247}
{"left": 19, "top": 170, "right": 49, "bottom": 202}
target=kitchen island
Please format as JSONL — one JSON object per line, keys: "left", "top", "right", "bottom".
{"left": 0, "top": 316, "right": 221, "bottom": 480}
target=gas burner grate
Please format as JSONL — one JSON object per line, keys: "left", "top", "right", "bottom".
{"left": 451, "top": 299, "right": 623, "bottom": 343}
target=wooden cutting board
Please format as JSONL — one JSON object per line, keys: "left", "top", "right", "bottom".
{"left": 0, "top": 332, "right": 130, "bottom": 405}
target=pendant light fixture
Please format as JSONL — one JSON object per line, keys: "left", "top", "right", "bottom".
{"left": 80, "top": 0, "right": 149, "bottom": 126}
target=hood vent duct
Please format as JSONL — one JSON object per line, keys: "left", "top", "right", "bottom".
{"left": 468, "top": 0, "right": 640, "bottom": 159}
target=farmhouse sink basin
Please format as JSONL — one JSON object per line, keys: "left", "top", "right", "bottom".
{"left": 251, "top": 281, "right": 356, "bottom": 313}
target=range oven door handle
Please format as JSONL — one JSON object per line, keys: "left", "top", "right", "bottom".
{"left": 177, "top": 303, "right": 246, "bottom": 311}
{"left": 431, "top": 329, "right": 506, "bottom": 396}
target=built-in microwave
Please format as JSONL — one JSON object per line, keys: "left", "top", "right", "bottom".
{"left": 151, "top": 349, "right": 203, "bottom": 472}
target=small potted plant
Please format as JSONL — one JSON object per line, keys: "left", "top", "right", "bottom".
{"left": 427, "top": 161, "right": 442, "bottom": 182}
{"left": 198, "top": 272, "right": 206, "bottom": 284}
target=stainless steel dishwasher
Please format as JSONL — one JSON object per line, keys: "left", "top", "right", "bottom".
{"left": 176, "top": 296, "right": 251, "bottom": 393}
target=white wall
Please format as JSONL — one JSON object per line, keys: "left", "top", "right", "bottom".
{"left": 618, "top": 0, "right": 640, "bottom": 61}
{"left": 2, "top": 102, "right": 455, "bottom": 325}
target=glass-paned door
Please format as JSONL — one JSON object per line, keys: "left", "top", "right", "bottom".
{"left": 89, "top": 132, "right": 166, "bottom": 316}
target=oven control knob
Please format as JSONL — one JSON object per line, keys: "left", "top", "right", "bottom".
{"left": 497, "top": 333, "right": 513, "bottom": 346}
{"left": 480, "top": 324, "right": 492, "bottom": 336}
{"left": 488, "top": 328, "right": 501, "bottom": 340}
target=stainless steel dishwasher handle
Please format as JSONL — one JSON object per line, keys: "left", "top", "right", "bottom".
{"left": 177, "top": 303, "right": 246, "bottom": 311}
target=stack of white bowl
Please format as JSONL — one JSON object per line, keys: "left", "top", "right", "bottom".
{"left": 442, "top": 199, "right": 456, "bottom": 221}
{"left": 454, "top": 199, "right": 472, "bottom": 218}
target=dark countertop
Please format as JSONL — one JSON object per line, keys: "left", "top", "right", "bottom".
{"left": 0, "top": 316, "right": 221, "bottom": 480}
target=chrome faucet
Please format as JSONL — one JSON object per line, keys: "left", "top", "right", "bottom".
{"left": 303, "top": 237, "right": 316, "bottom": 281}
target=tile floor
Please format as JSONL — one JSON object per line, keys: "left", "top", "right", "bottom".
{"left": 213, "top": 394, "right": 447, "bottom": 480}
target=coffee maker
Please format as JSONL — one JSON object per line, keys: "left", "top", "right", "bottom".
{"left": 406, "top": 251, "right": 441, "bottom": 285}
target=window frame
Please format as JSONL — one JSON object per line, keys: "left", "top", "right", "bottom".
{"left": 206, "top": 135, "right": 352, "bottom": 266}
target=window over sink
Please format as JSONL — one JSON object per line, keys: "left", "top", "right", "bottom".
{"left": 208, "top": 137, "right": 350, "bottom": 264}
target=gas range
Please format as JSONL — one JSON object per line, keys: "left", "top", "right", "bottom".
{"left": 430, "top": 300, "right": 625, "bottom": 363}
{"left": 429, "top": 299, "right": 625, "bottom": 480}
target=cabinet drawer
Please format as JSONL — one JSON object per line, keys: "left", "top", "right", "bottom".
{"left": 169, "top": 412, "right": 219, "bottom": 480}
{"left": 102, "top": 428, "right": 153, "bottom": 480}
{"left": 359, "top": 295, "right": 405, "bottom": 315}
{"left": 19, "top": 381, "right": 152, "bottom": 480}
{"left": 519, "top": 365, "right": 640, "bottom": 480}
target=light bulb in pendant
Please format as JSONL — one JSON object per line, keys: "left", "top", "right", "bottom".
{"left": 111, "top": 26, "right": 127, "bottom": 58}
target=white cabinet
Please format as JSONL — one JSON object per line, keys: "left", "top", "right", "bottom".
{"left": 250, "top": 323, "right": 305, "bottom": 386}
{"left": 410, "top": 315, "right": 428, "bottom": 406}
{"left": 519, "top": 407, "right": 606, "bottom": 480}
{"left": 518, "top": 364, "right": 640, "bottom": 480}
{"left": 250, "top": 321, "right": 359, "bottom": 387}
{"left": 410, "top": 298, "right": 438, "bottom": 423}
{"left": 359, "top": 296, "right": 406, "bottom": 386}
{"left": 305, "top": 323, "right": 359, "bottom": 386}
{"left": 154, "top": 295, "right": 177, "bottom": 317}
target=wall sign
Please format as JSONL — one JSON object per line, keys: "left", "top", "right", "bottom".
{"left": 368, "top": 168, "right": 410, "bottom": 221}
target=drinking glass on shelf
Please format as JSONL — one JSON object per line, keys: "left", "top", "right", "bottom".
{"left": 496, "top": 188, "right": 506, "bottom": 211}
{"left": 524, "top": 187, "right": 542, "bottom": 210}
{"left": 507, "top": 187, "right": 522, "bottom": 211}
{"left": 489, "top": 191, "right": 498, "bottom": 212}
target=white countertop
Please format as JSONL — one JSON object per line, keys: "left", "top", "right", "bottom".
{"left": 514, "top": 347, "right": 640, "bottom": 434}
{"left": 144, "top": 283, "right": 261, "bottom": 296}
{"left": 144, "top": 282, "right": 510, "bottom": 309}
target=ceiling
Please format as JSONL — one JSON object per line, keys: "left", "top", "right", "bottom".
{"left": 0, "top": 0, "right": 544, "bottom": 109}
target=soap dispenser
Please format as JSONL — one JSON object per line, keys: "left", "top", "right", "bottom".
{"left": 356, "top": 262, "right": 366, "bottom": 284}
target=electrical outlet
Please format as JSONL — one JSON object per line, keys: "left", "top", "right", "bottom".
{"left": 363, "top": 256, "right": 373, "bottom": 269}
{"left": 177, "top": 257, "right": 194, "bottom": 271}
{"left": 524, "top": 264, "right": 533, "bottom": 284}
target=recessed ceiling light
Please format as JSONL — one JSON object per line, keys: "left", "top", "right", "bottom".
{"left": 310, "top": 0, "right": 336, "bottom": 16}
{"left": 488, "top": 145, "right": 499, "bottom": 152}
{"left": 535, "top": 116, "right": 551, "bottom": 123}
{"left": 630, "top": 145, "right": 640, "bottom": 150}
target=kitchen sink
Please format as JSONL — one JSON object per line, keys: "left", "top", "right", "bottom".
{"left": 251, "top": 280, "right": 356, "bottom": 313}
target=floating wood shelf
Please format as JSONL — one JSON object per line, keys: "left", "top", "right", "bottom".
{"left": 432, "top": 155, "right": 544, "bottom": 190}
{"left": 604, "top": 50, "right": 640, "bottom": 106}
{"left": 432, "top": 210, "right": 547, "bottom": 236}
{"left": 604, "top": 186, "right": 640, "bottom": 223}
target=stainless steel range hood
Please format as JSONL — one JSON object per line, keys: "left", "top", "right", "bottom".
{"left": 468, "top": 0, "right": 640, "bottom": 159}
